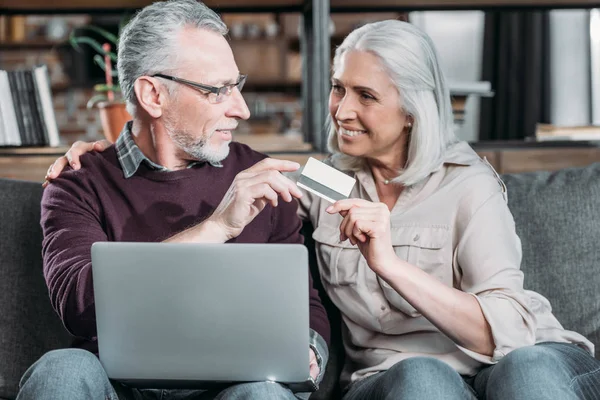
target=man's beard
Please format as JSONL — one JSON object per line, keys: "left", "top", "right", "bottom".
{"left": 167, "top": 128, "right": 231, "bottom": 164}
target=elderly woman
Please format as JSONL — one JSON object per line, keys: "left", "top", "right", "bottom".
{"left": 297, "top": 20, "right": 600, "bottom": 400}
{"left": 48, "top": 20, "right": 599, "bottom": 400}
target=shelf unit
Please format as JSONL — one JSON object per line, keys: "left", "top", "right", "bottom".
{"left": 330, "top": 0, "right": 600, "bottom": 11}
{"left": 311, "top": 0, "right": 600, "bottom": 150}
{"left": 0, "top": 0, "right": 328, "bottom": 149}
{"left": 0, "top": 0, "right": 305, "bottom": 13}
{"left": 0, "top": 39, "right": 65, "bottom": 48}
{"left": 3, "top": 0, "right": 600, "bottom": 151}
{"left": 3, "top": 0, "right": 600, "bottom": 13}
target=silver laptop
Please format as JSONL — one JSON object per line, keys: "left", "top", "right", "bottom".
{"left": 91, "top": 242, "right": 314, "bottom": 390}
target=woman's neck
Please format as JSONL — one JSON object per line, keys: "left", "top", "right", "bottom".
{"left": 367, "top": 143, "right": 407, "bottom": 185}
{"left": 367, "top": 137, "right": 410, "bottom": 210}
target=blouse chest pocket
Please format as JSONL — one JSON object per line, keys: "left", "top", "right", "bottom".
{"left": 312, "top": 225, "right": 361, "bottom": 286}
{"left": 390, "top": 225, "right": 450, "bottom": 275}
{"left": 380, "top": 225, "right": 451, "bottom": 317}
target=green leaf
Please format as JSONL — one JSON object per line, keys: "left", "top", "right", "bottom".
{"left": 70, "top": 36, "right": 117, "bottom": 62}
{"left": 71, "top": 25, "right": 118, "bottom": 46}
{"left": 86, "top": 94, "right": 109, "bottom": 109}
{"left": 93, "top": 54, "right": 119, "bottom": 76}
{"left": 93, "top": 83, "right": 121, "bottom": 92}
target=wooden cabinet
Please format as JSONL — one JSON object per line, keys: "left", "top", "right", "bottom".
{"left": 472, "top": 142, "right": 600, "bottom": 174}
{"left": 493, "top": 148, "right": 600, "bottom": 174}
{"left": 0, "top": 146, "right": 68, "bottom": 182}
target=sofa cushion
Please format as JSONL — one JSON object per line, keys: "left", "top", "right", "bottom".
{"left": 0, "top": 179, "right": 72, "bottom": 400}
{"left": 502, "top": 163, "right": 600, "bottom": 358}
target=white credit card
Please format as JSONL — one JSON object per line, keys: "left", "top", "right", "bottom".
{"left": 296, "top": 157, "right": 356, "bottom": 203}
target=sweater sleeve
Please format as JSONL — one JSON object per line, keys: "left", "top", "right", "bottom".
{"left": 40, "top": 172, "right": 105, "bottom": 339}
{"left": 269, "top": 198, "right": 331, "bottom": 346}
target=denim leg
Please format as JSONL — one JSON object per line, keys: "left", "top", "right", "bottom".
{"left": 16, "top": 348, "right": 131, "bottom": 400}
{"left": 343, "top": 357, "right": 477, "bottom": 400}
{"left": 473, "top": 342, "right": 600, "bottom": 400}
{"left": 213, "top": 382, "right": 298, "bottom": 400}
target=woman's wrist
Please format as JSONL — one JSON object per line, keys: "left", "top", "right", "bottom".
{"left": 373, "top": 250, "right": 405, "bottom": 279}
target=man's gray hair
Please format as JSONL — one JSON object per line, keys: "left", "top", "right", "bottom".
{"left": 117, "top": 0, "right": 228, "bottom": 116}
{"left": 327, "top": 20, "right": 458, "bottom": 186}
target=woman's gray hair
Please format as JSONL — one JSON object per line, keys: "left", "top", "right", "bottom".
{"left": 328, "top": 20, "right": 458, "bottom": 186}
{"left": 117, "top": 0, "right": 228, "bottom": 116}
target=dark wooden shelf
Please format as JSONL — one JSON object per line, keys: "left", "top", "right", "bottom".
{"left": 331, "top": 0, "right": 600, "bottom": 11}
{"left": 229, "top": 37, "right": 290, "bottom": 47}
{"left": 1, "top": 0, "right": 304, "bottom": 13}
{"left": 50, "top": 83, "right": 72, "bottom": 93}
{"left": 471, "top": 139, "right": 600, "bottom": 150}
{"left": 0, "top": 146, "right": 69, "bottom": 157}
{"left": 5, "top": 0, "right": 599, "bottom": 13}
{"left": 244, "top": 80, "right": 301, "bottom": 92}
{"left": 287, "top": 34, "right": 348, "bottom": 52}
{"left": 0, "top": 40, "right": 67, "bottom": 49}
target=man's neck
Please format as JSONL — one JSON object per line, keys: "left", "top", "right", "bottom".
{"left": 130, "top": 119, "right": 189, "bottom": 170}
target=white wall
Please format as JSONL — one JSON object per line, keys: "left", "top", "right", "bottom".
{"left": 589, "top": 9, "right": 600, "bottom": 125}
{"left": 550, "top": 10, "right": 591, "bottom": 126}
{"left": 411, "top": 11, "right": 485, "bottom": 142}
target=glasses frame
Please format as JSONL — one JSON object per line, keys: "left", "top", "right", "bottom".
{"left": 151, "top": 73, "right": 247, "bottom": 103}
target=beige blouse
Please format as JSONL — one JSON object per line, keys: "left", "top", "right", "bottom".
{"left": 297, "top": 141, "right": 594, "bottom": 388}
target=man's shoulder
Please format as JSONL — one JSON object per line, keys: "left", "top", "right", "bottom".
{"left": 81, "top": 145, "right": 118, "bottom": 168}
{"left": 69, "top": 146, "right": 119, "bottom": 181}
{"left": 43, "top": 146, "right": 119, "bottom": 199}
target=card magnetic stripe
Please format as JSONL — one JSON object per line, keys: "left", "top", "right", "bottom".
{"left": 297, "top": 175, "right": 348, "bottom": 202}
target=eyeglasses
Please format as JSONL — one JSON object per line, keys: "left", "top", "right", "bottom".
{"left": 152, "top": 73, "right": 247, "bottom": 104}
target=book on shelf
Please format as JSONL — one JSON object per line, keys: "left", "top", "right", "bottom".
{"left": 448, "top": 81, "right": 494, "bottom": 125}
{"left": 535, "top": 124, "right": 600, "bottom": 141}
{"left": 451, "top": 95, "right": 467, "bottom": 124}
{"left": 0, "top": 65, "right": 60, "bottom": 147}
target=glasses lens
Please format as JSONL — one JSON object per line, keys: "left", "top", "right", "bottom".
{"left": 212, "top": 76, "right": 247, "bottom": 104}
{"left": 212, "top": 86, "right": 229, "bottom": 104}
{"left": 208, "top": 91, "right": 221, "bottom": 104}
{"left": 238, "top": 75, "right": 247, "bottom": 92}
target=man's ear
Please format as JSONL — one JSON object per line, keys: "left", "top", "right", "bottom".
{"left": 133, "top": 77, "right": 165, "bottom": 118}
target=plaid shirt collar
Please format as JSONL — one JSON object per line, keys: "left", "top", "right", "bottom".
{"left": 116, "top": 121, "right": 222, "bottom": 179}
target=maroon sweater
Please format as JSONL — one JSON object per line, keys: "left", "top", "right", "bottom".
{"left": 41, "top": 142, "right": 330, "bottom": 352}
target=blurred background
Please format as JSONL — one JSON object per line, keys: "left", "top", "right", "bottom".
{"left": 1, "top": 0, "right": 600, "bottom": 180}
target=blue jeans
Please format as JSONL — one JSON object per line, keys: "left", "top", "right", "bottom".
{"left": 17, "top": 349, "right": 306, "bottom": 400}
{"left": 343, "top": 342, "right": 600, "bottom": 400}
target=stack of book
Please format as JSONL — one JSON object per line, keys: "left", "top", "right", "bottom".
{"left": 535, "top": 124, "right": 600, "bottom": 141}
{"left": 448, "top": 81, "right": 494, "bottom": 125}
{"left": 0, "top": 65, "right": 60, "bottom": 147}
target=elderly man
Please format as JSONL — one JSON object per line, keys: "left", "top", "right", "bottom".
{"left": 17, "top": 1, "right": 329, "bottom": 399}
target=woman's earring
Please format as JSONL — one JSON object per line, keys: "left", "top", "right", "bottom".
{"left": 406, "top": 122, "right": 413, "bottom": 132}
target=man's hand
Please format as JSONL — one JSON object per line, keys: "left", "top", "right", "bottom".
{"left": 309, "top": 348, "right": 320, "bottom": 380}
{"left": 43, "top": 140, "right": 111, "bottom": 187}
{"left": 207, "top": 158, "right": 303, "bottom": 241}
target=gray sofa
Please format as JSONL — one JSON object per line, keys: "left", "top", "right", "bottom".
{"left": 1, "top": 163, "right": 599, "bottom": 400}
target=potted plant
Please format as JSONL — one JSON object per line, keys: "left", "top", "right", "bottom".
{"left": 69, "top": 24, "right": 131, "bottom": 143}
